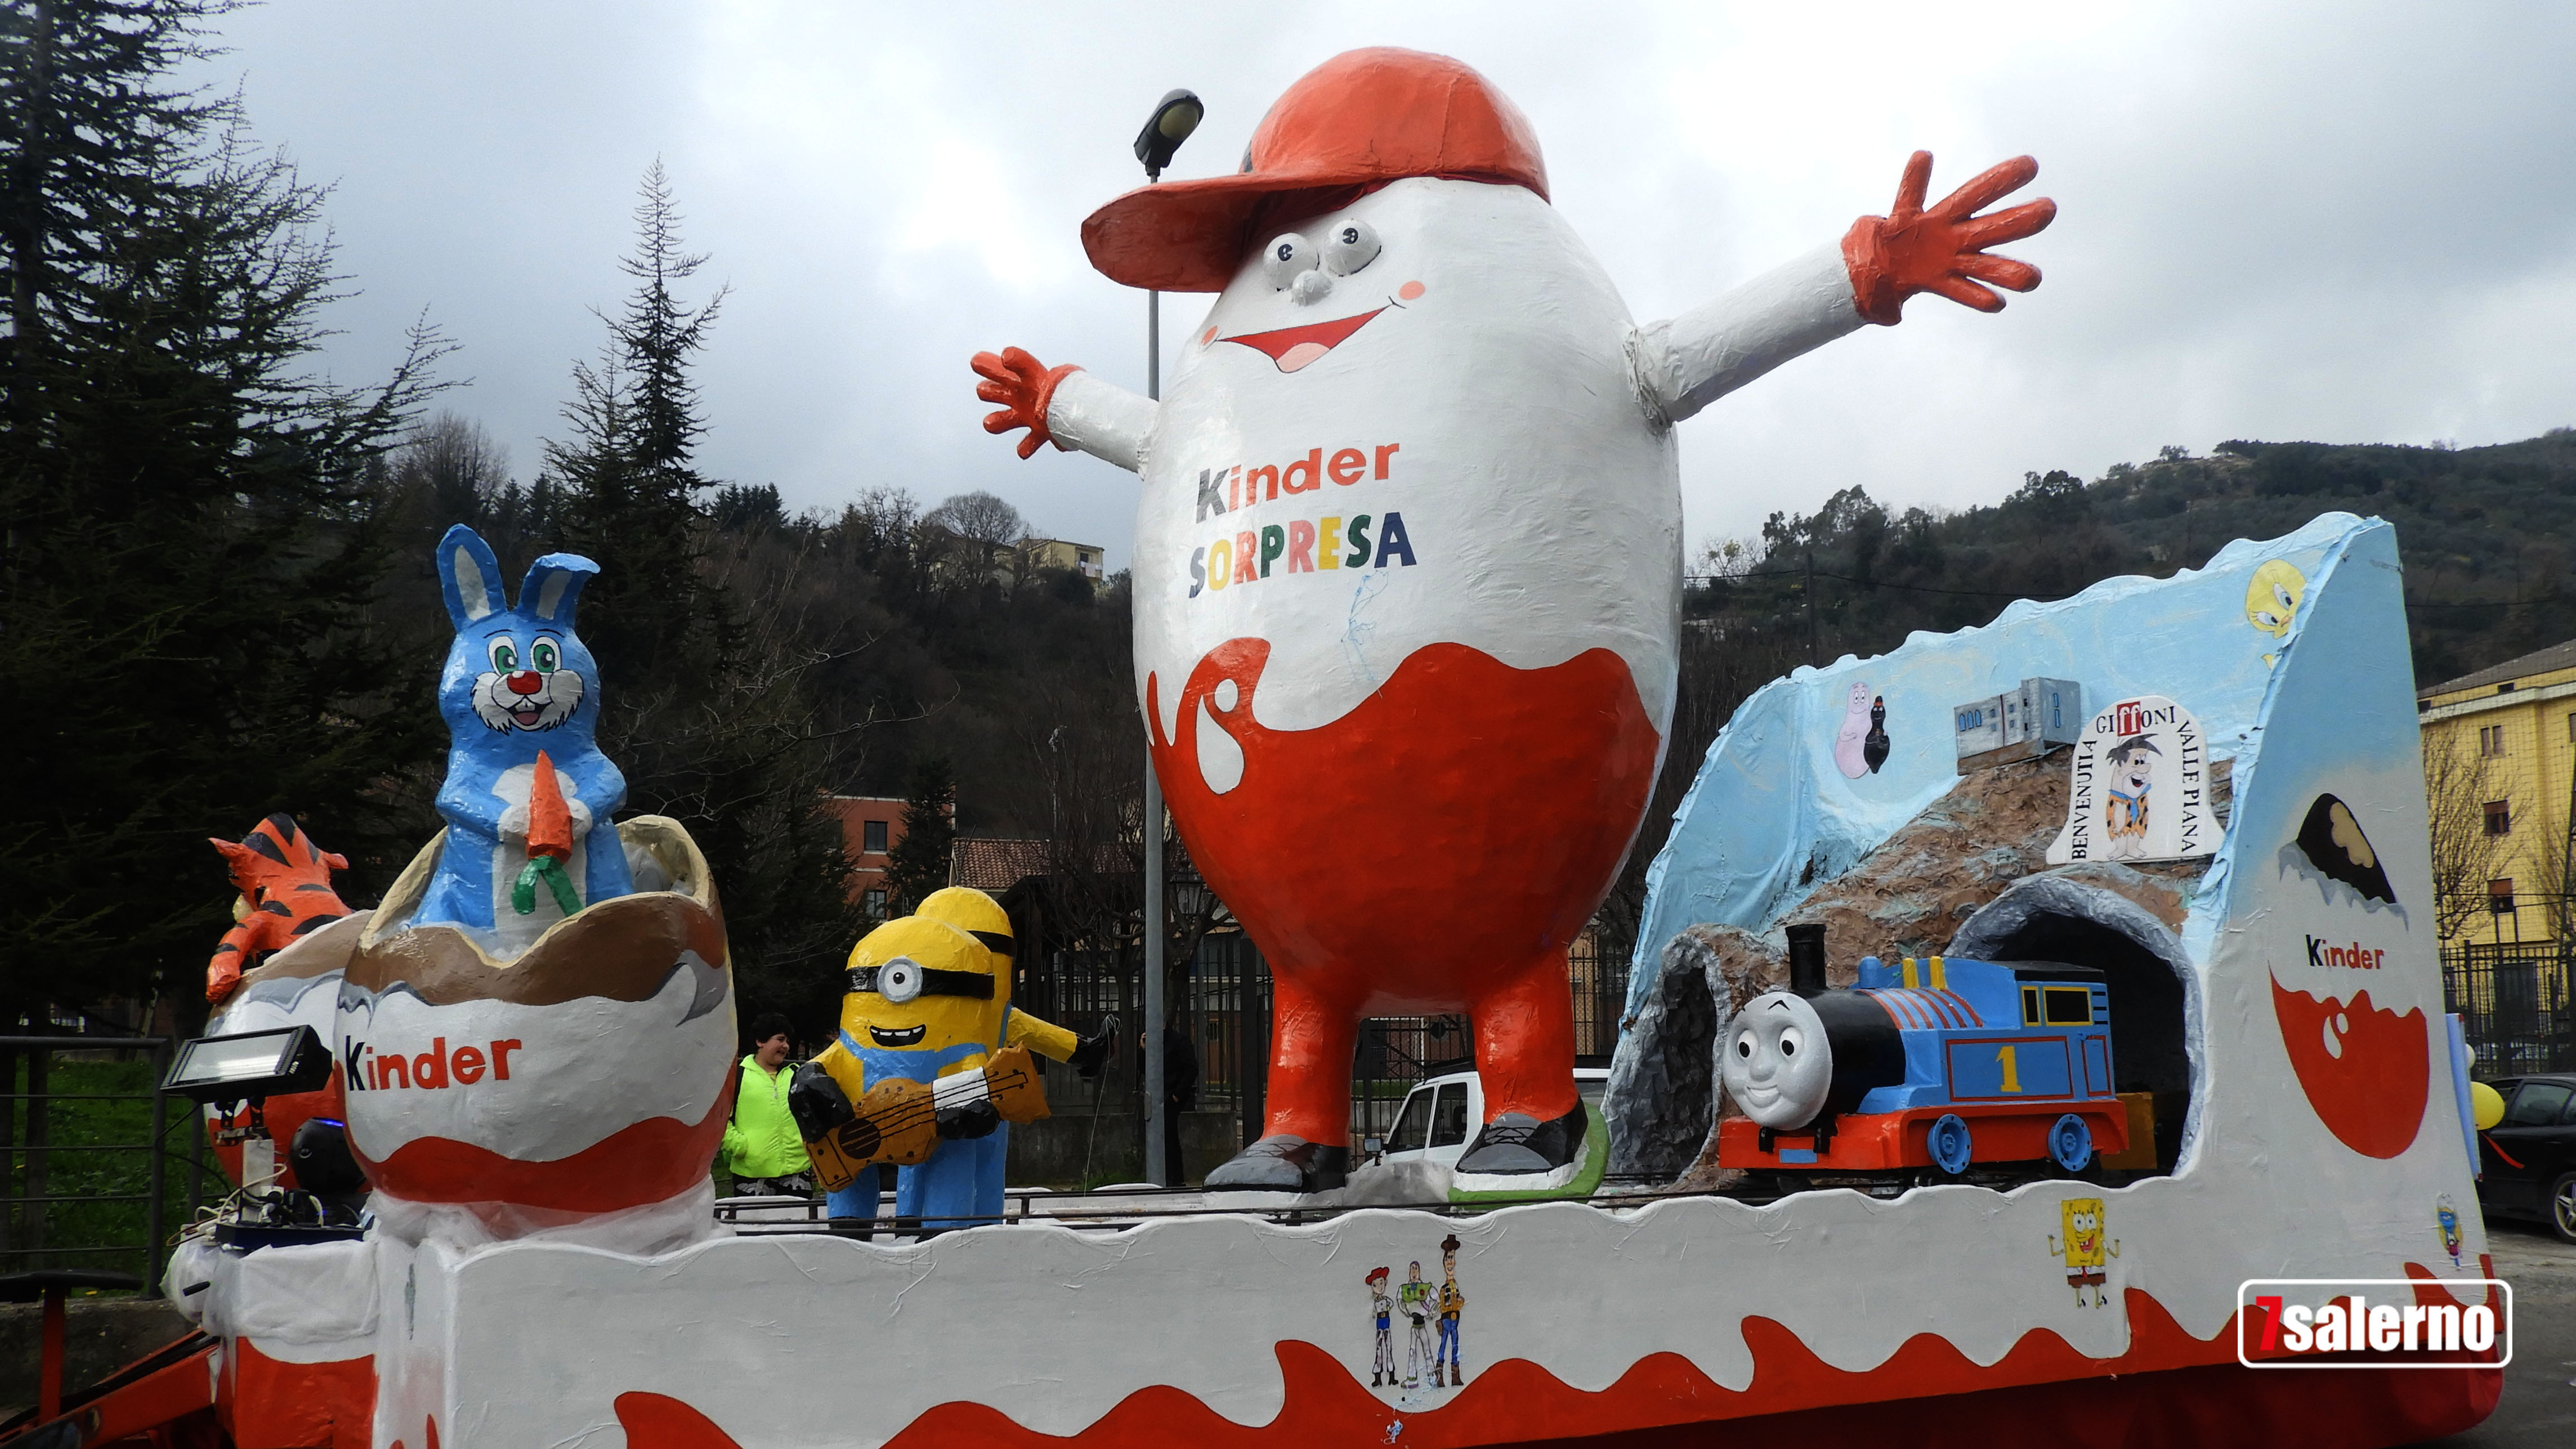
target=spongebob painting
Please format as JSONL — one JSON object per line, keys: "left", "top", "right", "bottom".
{"left": 2049, "top": 1198, "right": 2120, "bottom": 1308}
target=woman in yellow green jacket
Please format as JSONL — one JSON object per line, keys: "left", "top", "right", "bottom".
{"left": 722, "top": 1014, "right": 814, "bottom": 1196}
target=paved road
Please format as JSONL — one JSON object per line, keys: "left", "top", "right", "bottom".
{"left": 2410, "top": 1218, "right": 2576, "bottom": 1448}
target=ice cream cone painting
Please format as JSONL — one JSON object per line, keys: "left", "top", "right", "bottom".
{"left": 973, "top": 47, "right": 2056, "bottom": 1192}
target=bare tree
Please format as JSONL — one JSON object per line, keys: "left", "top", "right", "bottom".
{"left": 923, "top": 490, "right": 1031, "bottom": 588}
{"left": 2529, "top": 807, "right": 2574, "bottom": 949}
{"left": 2426, "top": 741, "right": 2512, "bottom": 942}
{"left": 925, "top": 489, "right": 1030, "bottom": 548}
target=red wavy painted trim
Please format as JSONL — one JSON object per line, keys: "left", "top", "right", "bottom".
{"left": 350, "top": 1074, "right": 733, "bottom": 1212}
{"left": 223, "top": 1339, "right": 373, "bottom": 1449}
{"left": 855, "top": 1288, "right": 2494, "bottom": 1449}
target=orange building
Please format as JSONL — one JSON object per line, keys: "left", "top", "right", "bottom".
{"left": 822, "top": 795, "right": 908, "bottom": 921}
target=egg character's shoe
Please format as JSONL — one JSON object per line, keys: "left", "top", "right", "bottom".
{"left": 1452, "top": 1106, "right": 1589, "bottom": 1192}
{"left": 1204, "top": 1134, "right": 1350, "bottom": 1192}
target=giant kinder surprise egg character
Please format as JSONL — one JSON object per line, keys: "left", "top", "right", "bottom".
{"left": 974, "top": 48, "right": 2055, "bottom": 1191}
{"left": 791, "top": 888, "right": 1108, "bottom": 1228}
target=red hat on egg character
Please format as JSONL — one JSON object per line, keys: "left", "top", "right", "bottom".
{"left": 1081, "top": 48, "right": 1546, "bottom": 293}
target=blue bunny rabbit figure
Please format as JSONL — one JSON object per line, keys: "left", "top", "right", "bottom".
{"left": 412, "top": 525, "right": 636, "bottom": 952}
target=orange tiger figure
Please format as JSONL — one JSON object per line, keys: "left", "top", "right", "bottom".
{"left": 208, "top": 813, "right": 355, "bottom": 1006}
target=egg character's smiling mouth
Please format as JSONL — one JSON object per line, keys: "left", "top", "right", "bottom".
{"left": 868, "top": 1024, "right": 926, "bottom": 1048}
{"left": 1214, "top": 280, "right": 1426, "bottom": 374}
{"left": 1221, "top": 307, "right": 1387, "bottom": 372}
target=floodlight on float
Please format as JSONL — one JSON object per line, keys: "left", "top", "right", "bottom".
{"left": 1133, "top": 88, "right": 1204, "bottom": 178}
{"left": 163, "top": 1025, "right": 334, "bottom": 1107}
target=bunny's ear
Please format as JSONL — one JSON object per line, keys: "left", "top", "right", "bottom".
{"left": 438, "top": 525, "right": 508, "bottom": 630}
{"left": 521, "top": 552, "right": 601, "bottom": 625}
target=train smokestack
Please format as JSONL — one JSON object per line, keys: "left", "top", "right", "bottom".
{"left": 1786, "top": 923, "right": 1829, "bottom": 996}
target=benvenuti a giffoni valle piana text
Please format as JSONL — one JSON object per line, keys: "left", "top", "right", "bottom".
{"left": 1187, "top": 440, "right": 1419, "bottom": 597}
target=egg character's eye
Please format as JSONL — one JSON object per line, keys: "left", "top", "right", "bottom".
{"left": 488, "top": 638, "right": 518, "bottom": 673}
{"left": 875, "top": 957, "right": 924, "bottom": 1004}
{"left": 530, "top": 638, "right": 560, "bottom": 673}
{"left": 1262, "top": 232, "right": 1318, "bottom": 289}
{"left": 1777, "top": 1027, "right": 1803, "bottom": 1058}
{"left": 1323, "top": 218, "right": 1380, "bottom": 275}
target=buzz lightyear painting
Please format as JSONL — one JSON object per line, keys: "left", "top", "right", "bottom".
{"left": 1399, "top": 1260, "right": 1435, "bottom": 1388}
{"left": 2050, "top": 1198, "right": 2120, "bottom": 1308}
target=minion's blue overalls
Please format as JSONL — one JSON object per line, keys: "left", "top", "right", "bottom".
{"left": 820, "top": 1020, "right": 1024, "bottom": 1230}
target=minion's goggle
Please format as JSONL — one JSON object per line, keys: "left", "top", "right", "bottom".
{"left": 848, "top": 955, "right": 992, "bottom": 1004}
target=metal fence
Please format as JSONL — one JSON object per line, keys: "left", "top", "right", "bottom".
{"left": 3, "top": 1034, "right": 210, "bottom": 1293}
{"left": 1019, "top": 920, "right": 1635, "bottom": 1155}
{"left": 2444, "top": 944, "right": 2576, "bottom": 1076}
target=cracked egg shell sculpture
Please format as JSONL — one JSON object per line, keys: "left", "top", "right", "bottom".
{"left": 334, "top": 526, "right": 736, "bottom": 1226}
{"left": 974, "top": 46, "right": 2056, "bottom": 1193}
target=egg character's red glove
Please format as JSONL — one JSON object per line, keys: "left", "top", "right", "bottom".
{"left": 1842, "top": 151, "right": 2056, "bottom": 325}
{"left": 971, "top": 347, "right": 1083, "bottom": 459}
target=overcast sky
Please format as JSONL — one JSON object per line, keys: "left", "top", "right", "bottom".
{"left": 192, "top": 1, "right": 2576, "bottom": 569}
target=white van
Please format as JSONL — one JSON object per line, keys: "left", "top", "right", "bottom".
{"left": 1348, "top": 1067, "right": 1610, "bottom": 1201}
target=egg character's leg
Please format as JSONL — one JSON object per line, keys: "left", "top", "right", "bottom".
{"left": 1205, "top": 966, "right": 1366, "bottom": 1191}
{"left": 1451, "top": 958, "right": 1586, "bottom": 1187}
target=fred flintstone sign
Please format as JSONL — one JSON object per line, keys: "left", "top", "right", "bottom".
{"left": 2046, "top": 694, "right": 2221, "bottom": 865}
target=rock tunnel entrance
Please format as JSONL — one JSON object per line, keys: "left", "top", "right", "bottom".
{"left": 1953, "top": 900, "right": 2193, "bottom": 1177}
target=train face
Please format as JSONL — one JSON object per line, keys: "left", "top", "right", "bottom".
{"left": 1715, "top": 955, "right": 2131, "bottom": 1177}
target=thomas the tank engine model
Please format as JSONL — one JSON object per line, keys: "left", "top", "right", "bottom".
{"left": 1717, "top": 924, "right": 2129, "bottom": 1181}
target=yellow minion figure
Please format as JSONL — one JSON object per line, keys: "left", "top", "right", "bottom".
{"left": 2049, "top": 1198, "right": 2120, "bottom": 1308}
{"left": 789, "top": 887, "right": 1107, "bottom": 1229}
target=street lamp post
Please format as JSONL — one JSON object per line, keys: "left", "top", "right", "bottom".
{"left": 1134, "top": 87, "right": 1200, "bottom": 1188}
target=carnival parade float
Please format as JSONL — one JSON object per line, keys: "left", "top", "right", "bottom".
{"left": 20, "top": 46, "right": 2501, "bottom": 1449}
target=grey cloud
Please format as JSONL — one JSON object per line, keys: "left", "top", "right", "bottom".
{"left": 194, "top": 1, "right": 2576, "bottom": 565}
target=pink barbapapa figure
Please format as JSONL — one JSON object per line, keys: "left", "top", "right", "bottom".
{"left": 973, "top": 49, "right": 2053, "bottom": 1193}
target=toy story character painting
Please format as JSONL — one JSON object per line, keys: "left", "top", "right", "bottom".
{"left": 1434, "top": 1234, "right": 1466, "bottom": 1386}
{"left": 1366, "top": 1267, "right": 1397, "bottom": 1386}
{"left": 1399, "top": 1260, "right": 1435, "bottom": 1388}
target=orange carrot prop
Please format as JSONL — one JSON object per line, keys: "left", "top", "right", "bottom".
{"left": 512, "top": 750, "right": 584, "bottom": 916}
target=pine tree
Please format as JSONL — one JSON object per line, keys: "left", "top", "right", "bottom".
{"left": 0, "top": 0, "right": 445, "bottom": 1025}
{"left": 547, "top": 159, "right": 724, "bottom": 673}
{"left": 882, "top": 758, "right": 956, "bottom": 914}
{"left": 540, "top": 161, "right": 856, "bottom": 1037}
